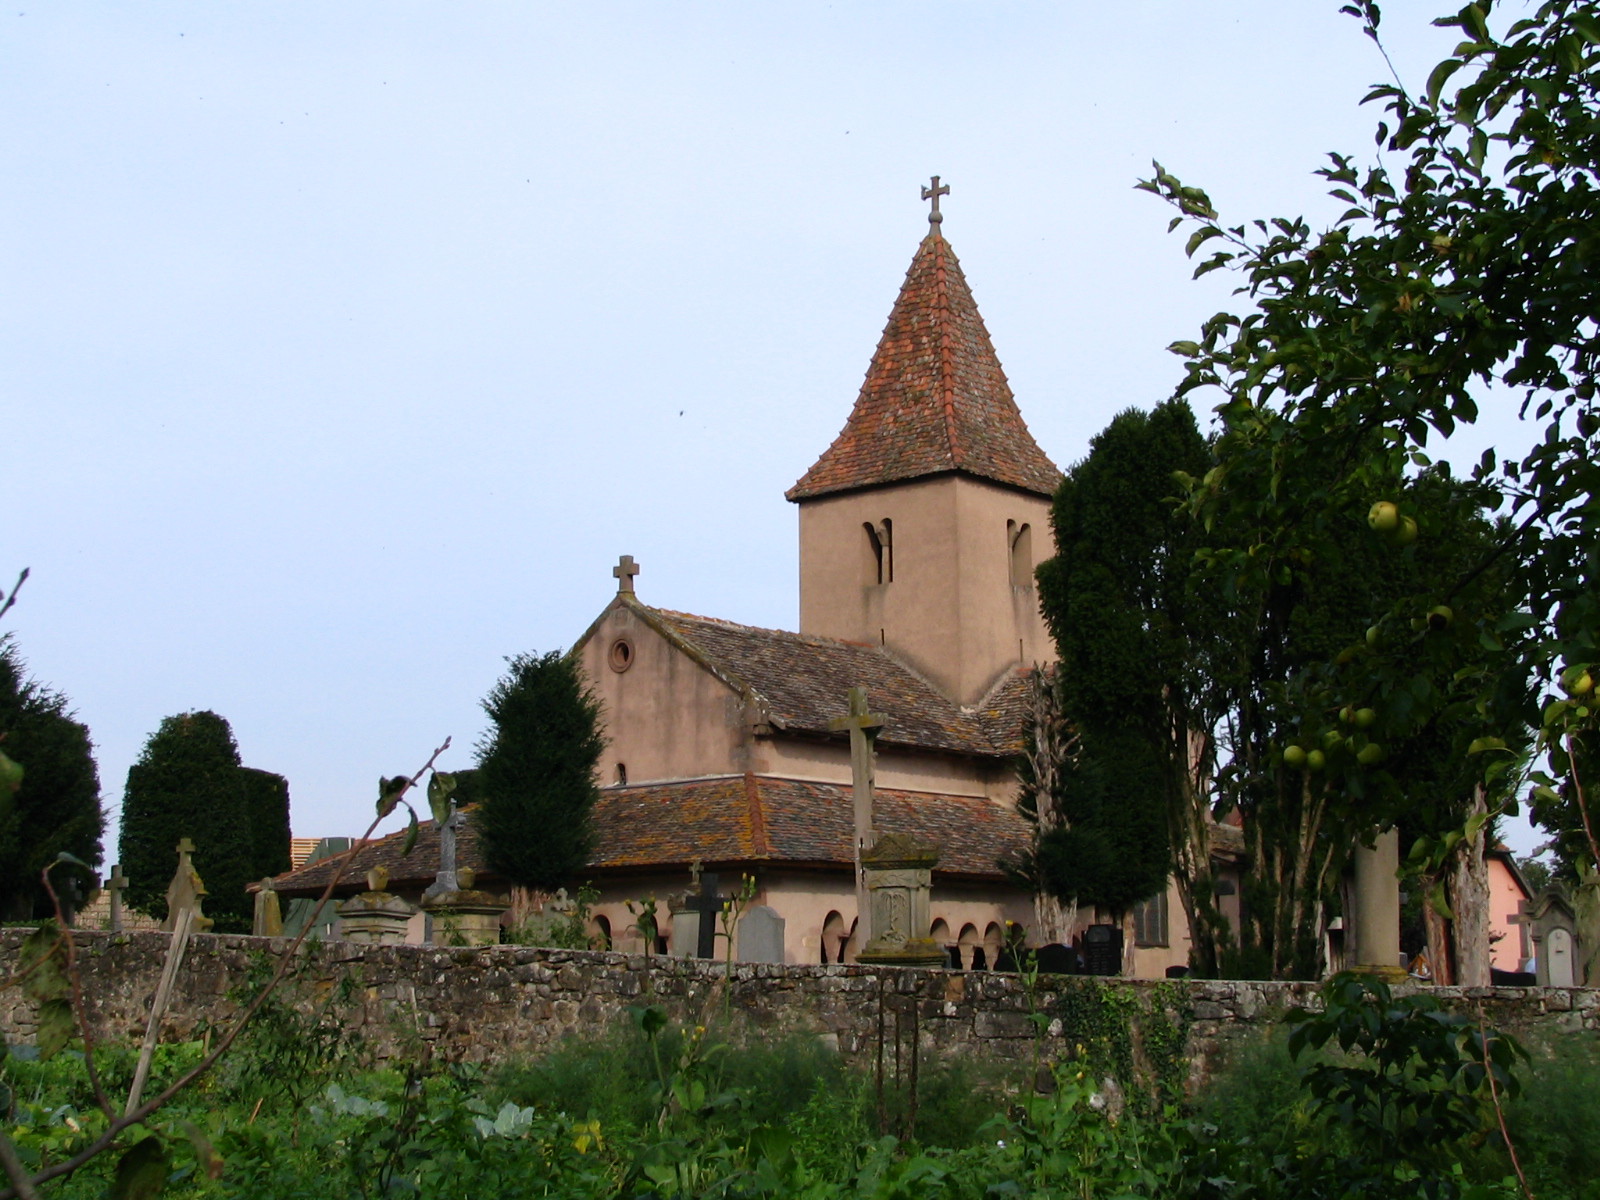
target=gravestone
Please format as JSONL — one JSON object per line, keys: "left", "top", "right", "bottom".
{"left": 252, "top": 877, "right": 283, "bottom": 937}
{"left": 1522, "top": 887, "right": 1580, "bottom": 988}
{"left": 106, "top": 863, "right": 128, "bottom": 933}
{"left": 423, "top": 801, "right": 465, "bottom": 899}
{"left": 737, "top": 905, "right": 785, "bottom": 963}
{"left": 423, "top": 866, "right": 504, "bottom": 947}
{"left": 855, "top": 833, "right": 945, "bottom": 968}
{"left": 339, "top": 866, "right": 417, "bottom": 945}
{"left": 1035, "top": 943, "right": 1078, "bottom": 976}
{"left": 163, "top": 838, "right": 213, "bottom": 933}
{"left": 1081, "top": 924, "right": 1123, "bottom": 976}
{"left": 681, "top": 866, "right": 726, "bottom": 959}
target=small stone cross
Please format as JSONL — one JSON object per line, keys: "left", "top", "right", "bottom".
{"left": 921, "top": 175, "right": 950, "bottom": 227}
{"left": 107, "top": 863, "right": 128, "bottom": 933}
{"left": 683, "top": 871, "right": 726, "bottom": 958}
{"left": 613, "top": 554, "right": 640, "bottom": 594}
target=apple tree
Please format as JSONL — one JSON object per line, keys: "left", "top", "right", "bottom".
{"left": 1142, "top": 0, "right": 1595, "bottom": 970}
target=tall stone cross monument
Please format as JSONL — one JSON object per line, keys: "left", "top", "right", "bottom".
{"left": 424, "top": 800, "right": 465, "bottom": 899}
{"left": 829, "top": 687, "right": 886, "bottom": 945}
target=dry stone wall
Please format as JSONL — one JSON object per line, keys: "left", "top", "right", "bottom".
{"left": 3, "top": 930, "right": 1595, "bottom": 1094}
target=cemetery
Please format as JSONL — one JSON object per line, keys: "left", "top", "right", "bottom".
{"left": 8, "top": 3, "right": 1600, "bottom": 1195}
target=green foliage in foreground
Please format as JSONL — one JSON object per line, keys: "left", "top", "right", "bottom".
{"left": 7, "top": 975, "right": 1594, "bottom": 1200}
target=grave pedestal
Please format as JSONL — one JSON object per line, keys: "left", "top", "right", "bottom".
{"left": 423, "top": 890, "right": 504, "bottom": 947}
{"left": 856, "top": 834, "right": 946, "bottom": 968}
{"left": 338, "top": 891, "right": 416, "bottom": 945}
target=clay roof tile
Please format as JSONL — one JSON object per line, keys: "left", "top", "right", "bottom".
{"left": 788, "top": 231, "right": 1060, "bottom": 501}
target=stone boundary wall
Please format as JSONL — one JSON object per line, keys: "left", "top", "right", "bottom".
{"left": 3, "top": 931, "right": 1595, "bottom": 1093}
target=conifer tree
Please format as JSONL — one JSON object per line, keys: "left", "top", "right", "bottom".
{"left": 119, "top": 711, "right": 255, "bottom": 931}
{"left": 0, "top": 638, "right": 104, "bottom": 921}
{"left": 1035, "top": 400, "right": 1216, "bottom": 938}
{"left": 473, "top": 651, "right": 605, "bottom": 891}
{"left": 239, "top": 766, "right": 293, "bottom": 881}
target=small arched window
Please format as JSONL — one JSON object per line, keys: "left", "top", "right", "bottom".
{"left": 593, "top": 914, "right": 612, "bottom": 951}
{"left": 864, "top": 519, "right": 894, "bottom": 585}
{"left": 1008, "top": 521, "right": 1033, "bottom": 588}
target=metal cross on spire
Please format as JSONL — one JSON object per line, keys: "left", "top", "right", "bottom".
{"left": 921, "top": 175, "right": 950, "bottom": 228}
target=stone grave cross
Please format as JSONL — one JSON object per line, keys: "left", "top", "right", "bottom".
{"left": 829, "top": 686, "right": 885, "bottom": 945}
{"left": 164, "top": 837, "right": 212, "bottom": 933}
{"left": 682, "top": 868, "right": 726, "bottom": 958}
{"left": 106, "top": 862, "right": 128, "bottom": 933}
{"left": 433, "top": 805, "right": 461, "bottom": 897}
{"left": 424, "top": 799, "right": 465, "bottom": 899}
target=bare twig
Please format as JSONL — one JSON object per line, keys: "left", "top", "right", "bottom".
{"left": 0, "top": 568, "right": 29, "bottom": 625}
{"left": 1478, "top": 1007, "right": 1534, "bottom": 1200}
{"left": 0, "top": 737, "right": 452, "bottom": 1200}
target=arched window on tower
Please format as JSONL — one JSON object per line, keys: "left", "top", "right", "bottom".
{"left": 1008, "top": 520, "right": 1033, "bottom": 589}
{"left": 864, "top": 519, "right": 894, "bottom": 585}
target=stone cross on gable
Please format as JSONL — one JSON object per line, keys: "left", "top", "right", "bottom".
{"left": 829, "top": 686, "right": 886, "bottom": 944}
{"left": 424, "top": 800, "right": 465, "bottom": 898}
{"left": 921, "top": 175, "right": 950, "bottom": 228}
{"left": 613, "top": 554, "right": 640, "bottom": 594}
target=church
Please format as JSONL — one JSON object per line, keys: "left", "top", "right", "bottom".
{"left": 274, "top": 184, "right": 1193, "bottom": 977}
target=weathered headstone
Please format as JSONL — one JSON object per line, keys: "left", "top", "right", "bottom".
{"left": 106, "top": 863, "right": 128, "bottom": 933}
{"left": 252, "top": 877, "right": 283, "bottom": 937}
{"left": 339, "top": 865, "right": 417, "bottom": 945}
{"left": 855, "top": 833, "right": 945, "bottom": 967}
{"left": 422, "top": 865, "right": 504, "bottom": 947}
{"left": 1035, "top": 943, "right": 1078, "bottom": 976}
{"left": 737, "top": 905, "right": 785, "bottom": 963}
{"left": 1081, "top": 924, "right": 1122, "bottom": 976}
{"left": 1520, "top": 887, "right": 1580, "bottom": 988}
{"left": 164, "top": 838, "right": 213, "bottom": 933}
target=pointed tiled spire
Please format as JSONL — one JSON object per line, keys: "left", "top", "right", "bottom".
{"left": 787, "top": 229, "right": 1061, "bottom": 501}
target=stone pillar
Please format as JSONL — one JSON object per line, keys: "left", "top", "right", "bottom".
{"left": 856, "top": 833, "right": 946, "bottom": 967}
{"left": 1350, "top": 828, "right": 1405, "bottom": 980}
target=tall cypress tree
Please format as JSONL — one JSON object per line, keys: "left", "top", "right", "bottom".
{"left": 1035, "top": 400, "right": 1219, "bottom": 937}
{"left": 239, "top": 767, "right": 292, "bottom": 882}
{"left": 0, "top": 638, "right": 104, "bottom": 921}
{"left": 119, "top": 712, "right": 254, "bottom": 931}
{"left": 473, "top": 651, "right": 605, "bottom": 891}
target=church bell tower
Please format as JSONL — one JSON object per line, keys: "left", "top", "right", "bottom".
{"left": 787, "top": 181, "right": 1060, "bottom": 705}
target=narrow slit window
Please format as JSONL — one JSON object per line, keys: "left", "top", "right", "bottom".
{"left": 864, "top": 519, "right": 894, "bottom": 584}
{"left": 1008, "top": 521, "right": 1032, "bottom": 588}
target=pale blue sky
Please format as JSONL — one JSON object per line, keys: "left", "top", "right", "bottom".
{"left": 3, "top": 4, "right": 1540, "bottom": 856}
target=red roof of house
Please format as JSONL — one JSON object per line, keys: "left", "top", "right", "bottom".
{"left": 270, "top": 775, "right": 1031, "bottom": 898}
{"left": 787, "top": 231, "right": 1061, "bottom": 501}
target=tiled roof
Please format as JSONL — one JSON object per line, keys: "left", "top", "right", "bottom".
{"left": 788, "top": 232, "right": 1061, "bottom": 501}
{"left": 647, "top": 605, "right": 1016, "bottom": 756}
{"left": 270, "top": 775, "right": 1030, "bottom": 897}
